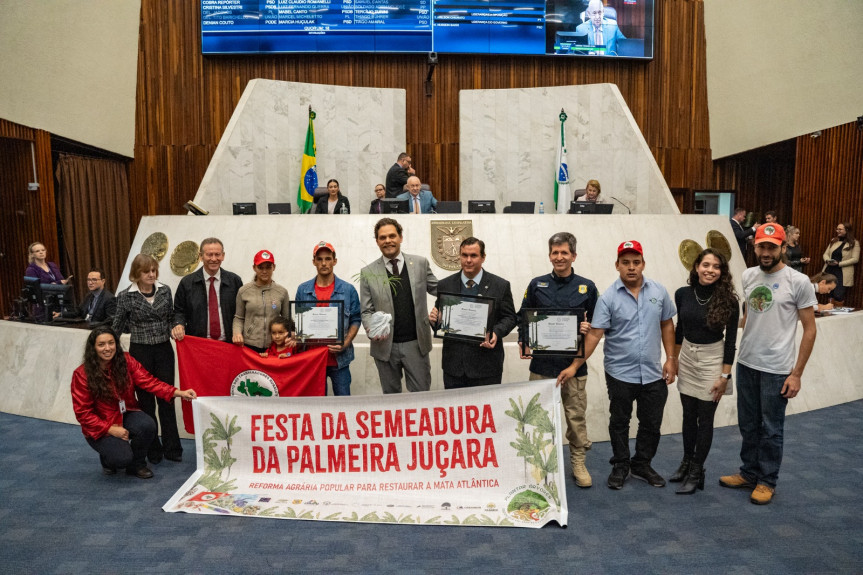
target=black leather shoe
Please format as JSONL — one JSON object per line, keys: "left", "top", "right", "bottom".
{"left": 164, "top": 452, "right": 183, "bottom": 462}
{"left": 676, "top": 465, "right": 705, "bottom": 495}
{"left": 126, "top": 466, "right": 154, "bottom": 479}
{"left": 607, "top": 465, "right": 629, "bottom": 490}
{"left": 631, "top": 465, "right": 666, "bottom": 487}
{"left": 669, "top": 458, "right": 691, "bottom": 483}
{"left": 102, "top": 467, "right": 117, "bottom": 476}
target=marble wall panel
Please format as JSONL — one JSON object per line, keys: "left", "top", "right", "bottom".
{"left": 195, "top": 79, "right": 406, "bottom": 215}
{"left": 460, "top": 84, "right": 677, "bottom": 214}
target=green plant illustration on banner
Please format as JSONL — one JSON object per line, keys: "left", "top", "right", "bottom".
{"left": 197, "top": 413, "right": 242, "bottom": 493}
{"left": 505, "top": 393, "right": 560, "bottom": 507}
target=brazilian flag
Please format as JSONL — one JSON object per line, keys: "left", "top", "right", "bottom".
{"left": 296, "top": 109, "right": 317, "bottom": 214}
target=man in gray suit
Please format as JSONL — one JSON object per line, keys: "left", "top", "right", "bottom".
{"left": 360, "top": 218, "right": 438, "bottom": 393}
{"left": 429, "top": 237, "right": 518, "bottom": 389}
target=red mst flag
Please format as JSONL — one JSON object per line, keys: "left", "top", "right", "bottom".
{"left": 176, "top": 336, "right": 328, "bottom": 433}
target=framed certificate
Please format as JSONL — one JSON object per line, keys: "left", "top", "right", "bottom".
{"left": 291, "top": 300, "right": 344, "bottom": 345}
{"left": 520, "top": 308, "right": 585, "bottom": 357}
{"left": 433, "top": 292, "right": 496, "bottom": 343}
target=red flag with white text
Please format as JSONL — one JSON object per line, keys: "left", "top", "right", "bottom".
{"left": 176, "top": 336, "right": 328, "bottom": 433}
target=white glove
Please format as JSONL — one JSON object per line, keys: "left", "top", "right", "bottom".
{"left": 367, "top": 311, "right": 392, "bottom": 338}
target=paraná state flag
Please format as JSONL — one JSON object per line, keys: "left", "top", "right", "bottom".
{"left": 554, "top": 109, "right": 571, "bottom": 214}
{"left": 176, "top": 336, "right": 328, "bottom": 433}
{"left": 296, "top": 109, "right": 317, "bottom": 214}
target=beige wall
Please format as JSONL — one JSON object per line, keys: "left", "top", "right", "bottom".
{"left": 704, "top": 0, "right": 863, "bottom": 159}
{"left": 0, "top": 0, "right": 140, "bottom": 156}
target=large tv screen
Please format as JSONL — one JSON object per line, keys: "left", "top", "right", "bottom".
{"left": 201, "top": 0, "right": 654, "bottom": 59}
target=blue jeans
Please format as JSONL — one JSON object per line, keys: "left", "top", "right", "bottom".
{"left": 326, "top": 365, "right": 352, "bottom": 396}
{"left": 736, "top": 363, "right": 789, "bottom": 488}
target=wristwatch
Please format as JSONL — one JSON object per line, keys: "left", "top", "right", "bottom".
{"left": 720, "top": 373, "right": 732, "bottom": 381}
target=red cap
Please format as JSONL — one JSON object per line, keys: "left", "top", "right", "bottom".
{"left": 754, "top": 223, "right": 786, "bottom": 246}
{"left": 313, "top": 241, "right": 336, "bottom": 257}
{"left": 617, "top": 240, "right": 644, "bottom": 257}
{"left": 253, "top": 250, "right": 275, "bottom": 266}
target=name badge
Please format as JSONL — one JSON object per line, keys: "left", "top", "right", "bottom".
{"left": 119, "top": 400, "right": 126, "bottom": 414}
{"left": 537, "top": 282, "right": 549, "bottom": 288}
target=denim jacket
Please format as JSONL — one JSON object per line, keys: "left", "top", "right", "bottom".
{"left": 295, "top": 275, "right": 361, "bottom": 369}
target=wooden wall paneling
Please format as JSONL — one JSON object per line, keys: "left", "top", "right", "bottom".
{"left": 792, "top": 121, "right": 863, "bottom": 307}
{"left": 0, "top": 119, "right": 58, "bottom": 317}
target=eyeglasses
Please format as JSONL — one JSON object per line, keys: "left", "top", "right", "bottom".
{"left": 86, "top": 278, "right": 103, "bottom": 283}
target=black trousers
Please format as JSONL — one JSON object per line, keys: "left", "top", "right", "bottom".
{"left": 85, "top": 411, "right": 155, "bottom": 471}
{"left": 680, "top": 392, "right": 718, "bottom": 465}
{"left": 129, "top": 341, "right": 181, "bottom": 458}
{"left": 605, "top": 373, "right": 668, "bottom": 467}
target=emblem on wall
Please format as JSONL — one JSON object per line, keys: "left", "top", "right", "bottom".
{"left": 141, "top": 232, "right": 168, "bottom": 261}
{"left": 431, "top": 220, "right": 473, "bottom": 271}
{"left": 170, "top": 240, "right": 201, "bottom": 276}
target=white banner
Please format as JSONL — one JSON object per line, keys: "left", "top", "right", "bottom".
{"left": 164, "top": 380, "right": 567, "bottom": 528}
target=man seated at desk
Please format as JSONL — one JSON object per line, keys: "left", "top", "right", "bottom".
{"left": 55, "top": 267, "right": 116, "bottom": 326}
{"left": 574, "top": 0, "right": 626, "bottom": 56}
{"left": 396, "top": 176, "right": 438, "bottom": 214}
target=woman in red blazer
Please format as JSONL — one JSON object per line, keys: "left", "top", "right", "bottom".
{"left": 71, "top": 326, "right": 196, "bottom": 478}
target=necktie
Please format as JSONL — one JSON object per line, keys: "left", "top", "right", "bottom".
{"left": 390, "top": 259, "right": 399, "bottom": 276}
{"left": 208, "top": 276, "right": 221, "bottom": 339}
{"left": 466, "top": 279, "right": 476, "bottom": 288}
{"left": 594, "top": 27, "right": 603, "bottom": 46}
{"left": 414, "top": 197, "right": 420, "bottom": 214}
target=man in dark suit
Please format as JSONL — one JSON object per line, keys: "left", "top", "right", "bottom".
{"left": 385, "top": 152, "right": 415, "bottom": 198}
{"left": 429, "top": 237, "right": 518, "bottom": 389}
{"left": 56, "top": 267, "right": 116, "bottom": 326}
{"left": 360, "top": 218, "right": 438, "bottom": 393}
{"left": 172, "top": 238, "right": 243, "bottom": 341}
{"left": 730, "top": 207, "right": 758, "bottom": 256}
{"left": 369, "top": 183, "right": 386, "bottom": 214}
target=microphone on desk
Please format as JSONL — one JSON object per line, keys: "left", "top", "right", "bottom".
{"left": 609, "top": 196, "right": 632, "bottom": 214}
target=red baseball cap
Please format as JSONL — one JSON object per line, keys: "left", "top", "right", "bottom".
{"left": 754, "top": 223, "right": 786, "bottom": 246}
{"left": 253, "top": 250, "right": 275, "bottom": 266}
{"left": 617, "top": 240, "right": 644, "bottom": 257}
{"left": 313, "top": 241, "right": 336, "bottom": 257}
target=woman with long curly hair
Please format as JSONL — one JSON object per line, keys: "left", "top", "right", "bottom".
{"left": 669, "top": 249, "right": 740, "bottom": 494}
{"left": 71, "top": 326, "right": 197, "bottom": 479}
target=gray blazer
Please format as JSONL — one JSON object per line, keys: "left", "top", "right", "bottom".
{"left": 360, "top": 253, "right": 438, "bottom": 361}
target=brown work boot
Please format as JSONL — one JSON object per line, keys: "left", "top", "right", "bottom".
{"left": 750, "top": 484, "right": 775, "bottom": 505}
{"left": 570, "top": 447, "right": 592, "bottom": 488}
{"left": 719, "top": 473, "right": 756, "bottom": 489}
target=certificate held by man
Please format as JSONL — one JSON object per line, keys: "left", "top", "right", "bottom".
{"left": 292, "top": 300, "right": 345, "bottom": 345}
{"left": 434, "top": 292, "right": 496, "bottom": 343}
{"left": 521, "top": 308, "right": 585, "bottom": 357}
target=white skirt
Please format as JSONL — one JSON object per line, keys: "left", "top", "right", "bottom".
{"left": 677, "top": 338, "right": 725, "bottom": 402}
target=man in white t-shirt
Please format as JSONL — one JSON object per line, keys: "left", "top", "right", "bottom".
{"left": 719, "top": 223, "right": 817, "bottom": 505}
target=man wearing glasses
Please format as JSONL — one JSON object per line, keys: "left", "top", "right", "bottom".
{"left": 575, "top": 0, "right": 626, "bottom": 56}
{"left": 55, "top": 267, "right": 116, "bottom": 326}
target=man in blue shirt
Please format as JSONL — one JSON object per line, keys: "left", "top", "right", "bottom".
{"left": 562, "top": 240, "right": 677, "bottom": 490}
{"left": 295, "top": 241, "right": 362, "bottom": 395}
